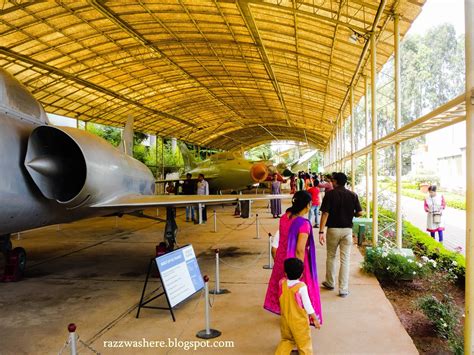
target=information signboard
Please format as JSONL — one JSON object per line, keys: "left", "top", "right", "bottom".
{"left": 155, "top": 245, "right": 204, "bottom": 308}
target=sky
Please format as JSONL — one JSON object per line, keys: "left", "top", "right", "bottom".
{"left": 407, "top": 0, "right": 465, "bottom": 35}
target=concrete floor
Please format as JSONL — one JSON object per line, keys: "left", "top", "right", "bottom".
{"left": 0, "top": 201, "right": 418, "bottom": 354}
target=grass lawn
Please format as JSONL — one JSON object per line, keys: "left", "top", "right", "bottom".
{"left": 380, "top": 182, "right": 466, "bottom": 210}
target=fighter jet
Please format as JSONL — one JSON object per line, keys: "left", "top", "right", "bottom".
{"left": 0, "top": 68, "right": 287, "bottom": 280}
{"left": 160, "top": 142, "right": 270, "bottom": 193}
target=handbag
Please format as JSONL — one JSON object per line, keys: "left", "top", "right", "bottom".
{"left": 433, "top": 212, "right": 442, "bottom": 224}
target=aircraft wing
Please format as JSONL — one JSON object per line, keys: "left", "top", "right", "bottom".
{"left": 155, "top": 176, "right": 219, "bottom": 184}
{"left": 91, "top": 194, "right": 291, "bottom": 209}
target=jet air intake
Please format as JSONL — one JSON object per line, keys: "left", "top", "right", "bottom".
{"left": 250, "top": 162, "right": 269, "bottom": 182}
{"left": 25, "top": 126, "right": 86, "bottom": 203}
{"left": 25, "top": 126, "right": 155, "bottom": 209}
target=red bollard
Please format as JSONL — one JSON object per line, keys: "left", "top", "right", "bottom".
{"left": 68, "top": 323, "right": 77, "bottom": 355}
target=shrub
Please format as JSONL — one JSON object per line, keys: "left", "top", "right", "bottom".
{"left": 402, "top": 182, "right": 418, "bottom": 190}
{"left": 362, "top": 243, "right": 433, "bottom": 282}
{"left": 404, "top": 221, "right": 465, "bottom": 285}
{"left": 411, "top": 173, "right": 440, "bottom": 187}
{"left": 417, "top": 295, "right": 463, "bottom": 354}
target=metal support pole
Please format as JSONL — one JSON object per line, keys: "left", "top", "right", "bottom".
{"left": 68, "top": 323, "right": 77, "bottom": 355}
{"left": 161, "top": 137, "right": 165, "bottom": 180}
{"left": 210, "top": 249, "right": 230, "bottom": 295}
{"left": 365, "top": 75, "right": 371, "bottom": 218}
{"left": 198, "top": 203, "right": 203, "bottom": 225}
{"left": 196, "top": 276, "right": 221, "bottom": 339}
{"left": 337, "top": 121, "right": 340, "bottom": 171}
{"left": 370, "top": 33, "right": 378, "bottom": 246}
{"left": 213, "top": 210, "right": 217, "bottom": 233}
{"left": 342, "top": 115, "right": 346, "bottom": 165}
{"left": 155, "top": 133, "right": 159, "bottom": 182}
{"left": 350, "top": 86, "right": 355, "bottom": 191}
{"left": 465, "top": 0, "right": 474, "bottom": 352}
{"left": 394, "top": 14, "right": 403, "bottom": 249}
{"left": 254, "top": 213, "right": 260, "bottom": 239}
{"left": 263, "top": 233, "right": 274, "bottom": 269}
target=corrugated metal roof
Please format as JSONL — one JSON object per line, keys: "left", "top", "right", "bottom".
{"left": 0, "top": 0, "right": 424, "bottom": 150}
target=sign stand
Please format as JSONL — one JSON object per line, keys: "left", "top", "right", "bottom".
{"left": 136, "top": 258, "right": 175, "bottom": 321}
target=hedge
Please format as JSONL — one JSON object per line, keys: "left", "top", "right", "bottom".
{"left": 371, "top": 206, "right": 466, "bottom": 286}
{"left": 403, "top": 221, "right": 465, "bottom": 285}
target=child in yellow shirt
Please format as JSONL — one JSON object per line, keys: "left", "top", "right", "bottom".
{"left": 276, "top": 258, "right": 321, "bottom": 355}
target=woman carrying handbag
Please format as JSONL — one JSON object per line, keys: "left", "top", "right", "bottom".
{"left": 424, "top": 185, "right": 446, "bottom": 243}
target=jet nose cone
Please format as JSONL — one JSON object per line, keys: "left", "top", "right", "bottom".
{"left": 250, "top": 162, "right": 269, "bottom": 182}
{"left": 26, "top": 156, "right": 61, "bottom": 177}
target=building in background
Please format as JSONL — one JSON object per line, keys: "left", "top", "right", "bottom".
{"left": 411, "top": 121, "right": 465, "bottom": 192}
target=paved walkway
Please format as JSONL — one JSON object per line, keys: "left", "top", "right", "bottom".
{"left": 400, "top": 195, "right": 466, "bottom": 254}
{"left": 0, "top": 201, "right": 418, "bottom": 354}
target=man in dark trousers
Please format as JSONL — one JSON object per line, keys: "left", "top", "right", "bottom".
{"left": 182, "top": 173, "right": 196, "bottom": 222}
{"left": 318, "top": 172, "right": 363, "bottom": 297}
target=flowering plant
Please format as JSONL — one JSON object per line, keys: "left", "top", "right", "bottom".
{"left": 417, "top": 295, "right": 463, "bottom": 354}
{"left": 362, "top": 243, "right": 434, "bottom": 281}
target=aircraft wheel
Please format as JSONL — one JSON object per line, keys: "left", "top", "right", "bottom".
{"left": 12, "top": 247, "right": 27, "bottom": 276}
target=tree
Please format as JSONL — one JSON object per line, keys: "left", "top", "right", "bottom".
{"left": 366, "top": 23, "right": 465, "bottom": 176}
{"left": 246, "top": 144, "right": 273, "bottom": 161}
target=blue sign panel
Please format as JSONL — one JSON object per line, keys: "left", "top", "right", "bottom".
{"left": 155, "top": 245, "right": 204, "bottom": 307}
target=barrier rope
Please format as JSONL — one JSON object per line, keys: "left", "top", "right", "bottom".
{"left": 215, "top": 215, "right": 257, "bottom": 231}
{"left": 218, "top": 247, "right": 267, "bottom": 269}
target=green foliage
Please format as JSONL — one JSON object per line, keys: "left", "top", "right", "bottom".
{"left": 86, "top": 123, "right": 152, "bottom": 164}
{"left": 380, "top": 182, "right": 466, "bottom": 210}
{"left": 353, "top": 24, "right": 465, "bottom": 176}
{"left": 401, "top": 182, "right": 418, "bottom": 190}
{"left": 362, "top": 244, "right": 433, "bottom": 282}
{"left": 145, "top": 139, "right": 184, "bottom": 176}
{"left": 246, "top": 144, "right": 273, "bottom": 161}
{"left": 86, "top": 123, "right": 121, "bottom": 147}
{"left": 417, "top": 295, "right": 463, "bottom": 354}
{"left": 403, "top": 221, "right": 465, "bottom": 284}
{"left": 410, "top": 173, "right": 440, "bottom": 186}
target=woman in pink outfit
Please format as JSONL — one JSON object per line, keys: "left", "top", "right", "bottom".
{"left": 264, "top": 191, "right": 323, "bottom": 326}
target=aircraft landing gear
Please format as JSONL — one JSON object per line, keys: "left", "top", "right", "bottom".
{"left": 1, "top": 234, "right": 26, "bottom": 282}
{"left": 163, "top": 207, "right": 178, "bottom": 252}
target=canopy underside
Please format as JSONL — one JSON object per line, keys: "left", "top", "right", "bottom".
{"left": 0, "top": 0, "right": 424, "bottom": 150}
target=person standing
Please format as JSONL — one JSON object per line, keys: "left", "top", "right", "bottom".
{"left": 319, "top": 172, "right": 363, "bottom": 298}
{"left": 424, "top": 185, "right": 446, "bottom": 243}
{"left": 290, "top": 174, "right": 296, "bottom": 194}
{"left": 196, "top": 173, "right": 209, "bottom": 223}
{"left": 307, "top": 182, "right": 321, "bottom": 228}
{"left": 317, "top": 174, "right": 334, "bottom": 199}
{"left": 264, "top": 191, "right": 323, "bottom": 327}
{"left": 271, "top": 174, "right": 282, "bottom": 218}
{"left": 297, "top": 172, "right": 305, "bottom": 191}
{"left": 182, "top": 173, "right": 196, "bottom": 222}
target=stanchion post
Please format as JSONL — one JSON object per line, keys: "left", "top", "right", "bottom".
{"left": 210, "top": 249, "right": 230, "bottom": 294}
{"left": 213, "top": 210, "right": 217, "bottom": 233}
{"left": 198, "top": 203, "right": 203, "bottom": 225}
{"left": 68, "top": 323, "right": 77, "bottom": 355}
{"left": 263, "top": 233, "right": 273, "bottom": 269}
{"left": 196, "top": 275, "right": 221, "bottom": 339}
{"left": 254, "top": 213, "right": 260, "bottom": 239}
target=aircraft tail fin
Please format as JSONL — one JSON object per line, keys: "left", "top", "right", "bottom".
{"left": 119, "top": 115, "right": 134, "bottom": 156}
{"left": 177, "top": 141, "right": 197, "bottom": 170}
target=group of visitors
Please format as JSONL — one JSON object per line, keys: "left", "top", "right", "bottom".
{"left": 265, "top": 172, "right": 363, "bottom": 354}
{"left": 169, "top": 173, "right": 209, "bottom": 223}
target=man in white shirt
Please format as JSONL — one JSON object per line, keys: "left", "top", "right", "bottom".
{"left": 196, "top": 174, "right": 209, "bottom": 222}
